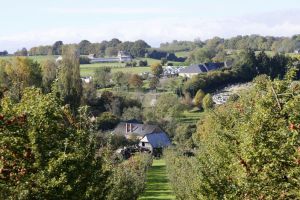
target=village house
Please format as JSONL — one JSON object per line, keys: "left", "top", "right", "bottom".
{"left": 294, "top": 49, "right": 300, "bottom": 54}
{"left": 113, "top": 122, "right": 171, "bottom": 155}
{"left": 179, "top": 62, "right": 226, "bottom": 78}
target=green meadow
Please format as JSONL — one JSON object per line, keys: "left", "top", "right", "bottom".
{"left": 80, "top": 63, "right": 151, "bottom": 76}
{"left": 139, "top": 159, "right": 175, "bottom": 200}
{"left": 178, "top": 109, "right": 204, "bottom": 124}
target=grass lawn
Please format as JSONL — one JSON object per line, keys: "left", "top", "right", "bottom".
{"left": 1, "top": 56, "right": 184, "bottom": 77}
{"left": 80, "top": 57, "right": 184, "bottom": 76}
{"left": 0, "top": 55, "right": 57, "bottom": 63}
{"left": 80, "top": 64, "right": 151, "bottom": 76}
{"left": 136, "top": 57, "right": 184, "bottom": 66}
{"left": 178, "top": 109, "right": 204, "bottom": 124}
{"left": 139, "top": 159, "right": 175, "bottom": 200}
{"left": 175, "top": 51, "right": 190, "bottom": 58}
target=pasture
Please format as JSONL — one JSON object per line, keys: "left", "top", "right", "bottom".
{"left": 80, "top": 63, "right": 151, "bottom": 76}
{"left": 0, "top": 55, "right": 57, "bottom": 63}
{"left": 0, "top": 55, "right": 186, "bottom": 77}
{"left": 175, "top": 51, "right": 190, "bottom": 58}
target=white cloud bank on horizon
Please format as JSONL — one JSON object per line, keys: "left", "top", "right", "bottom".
{"left": 1, "top": 10, "right": 300, "bottom": 52}
{"left": 48, "top": 7, "right": 182, "bottom": 15}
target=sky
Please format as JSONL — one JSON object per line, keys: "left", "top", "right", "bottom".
{"left": 1, "top": 0, "right": 300, "bottom": 52}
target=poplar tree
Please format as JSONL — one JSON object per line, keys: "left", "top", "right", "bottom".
{"left": 55, "top": 45, "right": 82, "bottom": 112}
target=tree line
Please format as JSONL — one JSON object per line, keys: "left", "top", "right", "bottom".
{"left": 26, "top": 39, "right": 151, "bottom": 58}
{"left": 160, "top": 34, "right": 300, "bottom": 53}
{"left": 183, "top": 50, "right": 299, "bottom": 97}
{"left": 25, "top": 38, "right": 186, "bottom": 62}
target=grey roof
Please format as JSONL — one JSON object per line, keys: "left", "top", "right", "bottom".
{"left": 90, "top": 57, "right": 119, "bottom": 63}
{"left": 179, "top": 64, "right": 205, "bottom": 74}
{"left": 203, "top": 62, "right": 224, "bottom": 71}
{"left": 113, "top": 122, "right": 163, "bottom": 136}
{"left": 179, "top": 62, "right": 224, "bottom": 74}
{"left": 144, "top": 132, "right": 171, "bottom": 148}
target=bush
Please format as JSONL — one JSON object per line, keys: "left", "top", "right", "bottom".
{"left": 194, "top": 89, "right": 205, "bottom": 108}
{"left": 79, "top": 56, "right": 91, "bottom": 64}
{"left": 107, "top": 153, "right": 152, "bottom": 200}
{"left": 202, "top": 94, "right": 214, "bottom": 110}
{"left": 97, "top": 112, "right": 120, "bottom": 131}
{"left": 138, "top": 60, "right": 148, "bottom": 67}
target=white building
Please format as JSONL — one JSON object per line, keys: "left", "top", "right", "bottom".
{"left": 117, "top": 51, "right": 132, "bottom": 62}
{"left": 90, "top": 51, "right": 132, "bottom": 63}
{"left": 81, "top": 76, "right": 92, "bottom": 83}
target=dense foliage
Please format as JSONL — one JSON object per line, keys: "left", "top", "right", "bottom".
{"left": 166, "top": 74, "right": 300, "bottom": 199}
{"left": 28, "top": 39, "right": 151, "bottom": 58}
{"left": 0, "top": 87, "right": 153, "bottom": 199}
{"left": 0, "top": 88, "right": 109, "bottom": 199}
{"left": 54, "top": 45, "right": 83, "bottom": 112}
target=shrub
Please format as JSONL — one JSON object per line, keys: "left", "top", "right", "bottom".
{"left": 97, "top": 112, "right": 120, "bottom": 131}
{"left": 202, "top": 94, "right": 214, "bottom": 110}
{"left": 107, "top": 153, "right": 152, "bottom": 200}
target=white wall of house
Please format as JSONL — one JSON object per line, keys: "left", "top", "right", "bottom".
{"left": 139, "top": 136, "right": 153, "bottom": 152}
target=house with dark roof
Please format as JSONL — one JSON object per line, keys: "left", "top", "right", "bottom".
{"left": 179, "top": 62, "right": 225, "bottom": 78}
{"left": 113, "top": 122, "right": 171, "bottom": 154}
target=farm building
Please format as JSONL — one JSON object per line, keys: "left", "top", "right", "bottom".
{"left": 89, "top": 51, "right": 132, "bottom": 63}
{"left": 113, "top": 122, "right": 171, "bottom": 155}
{"left": 294, "top": 49, "right": 300, "bottom": 54}
{"left": 179, "top": 62, "right": 225, "bottom": 78}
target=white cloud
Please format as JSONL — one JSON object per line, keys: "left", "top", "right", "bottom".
{"left": 48, "top": 7, "right": 181, "bottom": 15}
{"left": 1, "top": 10, "right": 300, "bottom": 52}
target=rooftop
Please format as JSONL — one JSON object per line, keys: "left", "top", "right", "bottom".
{"left": 179, "top": 62, "right": 225, "bottom": 74}
{"left": 113, "top": 122, "right": 163, "bottom": 136}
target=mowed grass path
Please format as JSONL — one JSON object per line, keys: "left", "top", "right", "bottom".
{"left": 139, "top": 159, "right": 175, "bottom": 200}
{"left": 178, "top": 110, "right": 204, "bottom": 124}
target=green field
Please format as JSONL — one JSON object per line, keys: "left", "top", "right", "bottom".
{"left": 139, "top": 159, "right": 175, "bottom": 200}
{"left": 136, "top": 57, "right": 183, "bottom": 65}
{"left": 178, "top": 109, "right": 204, "bottom": 124}
{"left": 0, "top": 55, "right": 57, "bottom": 62}
{"left": 0, "top": 55, "right": 186, "bottom": 77}
{"left": 175, "top": 51, "right": 190, "bottom": 58}
{"left": 80, "top": 63, "right": 151, "bottom": 76}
